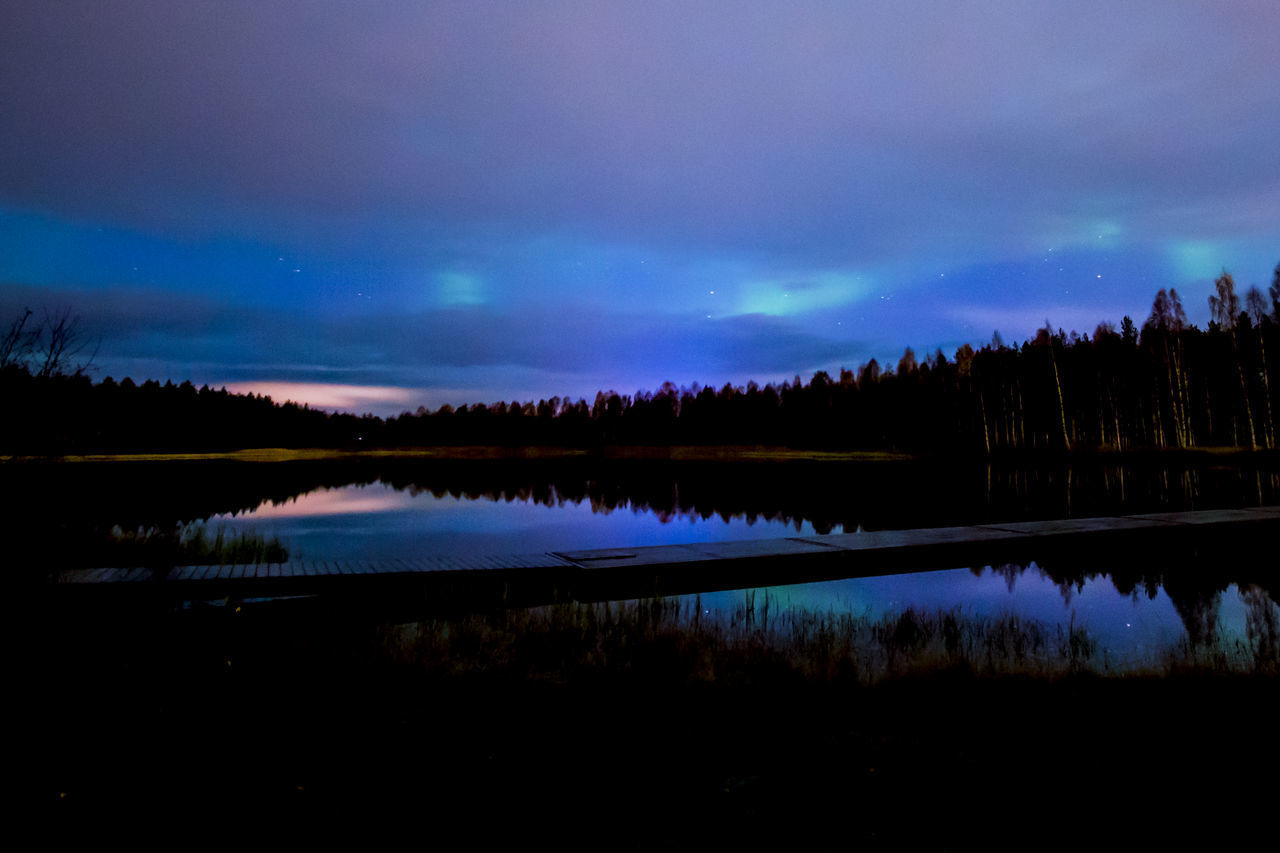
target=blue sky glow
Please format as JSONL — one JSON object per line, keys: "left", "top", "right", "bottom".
{"left": 2, "top": 1, "right": 1277, "bottom": 415}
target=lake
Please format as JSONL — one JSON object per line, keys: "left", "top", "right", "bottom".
{"left": 200, "top": 470, "right": 1279, "bottom": 669}
{"left": 12, "top": 454, "right": 1276, "bottom": 668}
{"left": 29, "top": 456, "right": 1278, "bottom": 838}
{"left": 210, "top": 479, "right": 844, "bottom": 560}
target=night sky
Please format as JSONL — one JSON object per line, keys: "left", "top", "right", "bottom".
{"left": 2, "top": 2, "right": 1277, "bottom": 415}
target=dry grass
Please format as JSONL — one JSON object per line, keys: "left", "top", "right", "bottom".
{"left": 380, "top": 592, "right": 1279, "bottom": 686}
{"left": 103, "top": 521, "right": 288, "bottom": 566}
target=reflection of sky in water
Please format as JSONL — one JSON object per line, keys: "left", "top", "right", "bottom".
{"left": 692, "top": 569, "right": 1277, "bottom": 669}
{"left": 212, "top": 481, "right": 839, "bottom": 561}
{"left": 694, "top": 566, "right": 1190, "bottom": 663}
{"left": 212, "top": 481, "right": 1277, "bottom": 666}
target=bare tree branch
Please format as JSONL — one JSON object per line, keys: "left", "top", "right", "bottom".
{"left": 33, "top": 307, "right": 97, "bottom": 378}
{"left": 0, "top": 307, "right": 37, "bottom": 370}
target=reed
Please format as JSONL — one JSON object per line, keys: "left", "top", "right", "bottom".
{"left": 105, "top": 521, "right": 288, "bottom": 566}
{"left": 381, "top": 593, "right": 1279, "bottom": 686}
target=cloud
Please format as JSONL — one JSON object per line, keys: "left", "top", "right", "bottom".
{"left": 737, "top": 272, "right": 873, "bottom": 317}
{"left": 1, "top": 280, "right": 857, "bottom": 399}
{"left": 221, "top": 381, "right": 418, "bottom": 415}
{"left": 3, "top": 2, "right": 1277, "bottom": 267}
{"left": 433, "top": 271, "right": 487, "bottom": 307}
{"left": 1, "top": 3, "right": 1277, "bottom": 406}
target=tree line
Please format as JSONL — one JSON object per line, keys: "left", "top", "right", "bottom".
{"left": 2, "top": 266, "right": 1277, "bottom": 455}
{"left": 380, "top": 268, "right": 1280, "bottom": 452}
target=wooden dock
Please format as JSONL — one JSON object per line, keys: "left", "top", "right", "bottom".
{"left": 47, "top": 505, "right": 1280, "bottom": 609}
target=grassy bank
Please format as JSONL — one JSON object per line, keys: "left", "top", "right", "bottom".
{"left": 34, "top": 589, "right": 1279, "bottom": 845}
{"left": 382, "top": 595, "right": 1278, "bottom": 683}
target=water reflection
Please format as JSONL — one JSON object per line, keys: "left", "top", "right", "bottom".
{"left": 689, "top": 561, "right": 1279, "bottom": 671}
{"left": 206, "top": 470, "right": 1278, "bottom": 669}
{"left": 10, "top": 455, "right": 1279, "bottom": 573}
{"left": 213, "top": 481, "right": 843, "bottom": 561}
{"left": 243, "top": 486, "right": 417, "bottom": 519}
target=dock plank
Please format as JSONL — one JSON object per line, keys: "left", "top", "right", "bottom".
{"left": 558, "top": 544, "right": 718, "bottom": 570}
{"left": 975, "top": 516, "right": 1163, "bottom": 535}
{"left": 1123, "top": 508, "right": 1276, "bottom": 526}
{"left": 797, "top": 525, "right": 1022, "bottom": 553}
{"left": 685, "top": 538, "right": 842, "bottom": 559}
{"left": 171, "top": 565, "right": 205, "bottom": 582}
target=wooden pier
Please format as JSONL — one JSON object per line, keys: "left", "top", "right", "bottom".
{"left": 47, "top": 505, "right": 1280, "bottom": 609}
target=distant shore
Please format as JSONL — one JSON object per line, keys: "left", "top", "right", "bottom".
{"left": 9, "top": 443, "right": 1280, "bottom": 465}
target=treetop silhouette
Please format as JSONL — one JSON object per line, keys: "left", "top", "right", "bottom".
{"left": 3, "top": 267, "right": 1277, "bottom": 455}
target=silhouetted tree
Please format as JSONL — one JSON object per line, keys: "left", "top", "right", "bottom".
{"left": 1245, "top": 285, "right": 1269, "bottom": 326}
{"left": 1142, "top": 288, "right": 1187, "bottom": 335}
{"left": 1120, "top": 316, "right": 1138, "bottom": 347}
{"left": 897, "top": 347, "right": 917, "bottom": 378}
{"left": 858, "top": 358, "right": 881, "bottom": 387}
{"left": 1209, "top": 272, "right": 1241, "bottom": 330}
{"left": 1242, "top": 286, "right": 1275, "bottom": 447}
{"left": 6, "top": 266, "right": 1279, "bottom": 455}
{"left": 1270, "top": 262, "right": 1280, "bottom": 321}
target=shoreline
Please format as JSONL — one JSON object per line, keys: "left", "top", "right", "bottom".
{"left": 8, "top": 443, "right": 1280, "bottom": 465}
{"left": 35, "top": 599, "right": 1280, "bottom": 842}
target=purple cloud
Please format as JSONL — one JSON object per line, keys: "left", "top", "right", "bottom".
{"left": 1, "top": 2, "right": 1277, "bottom": 405}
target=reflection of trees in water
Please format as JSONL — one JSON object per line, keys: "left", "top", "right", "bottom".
{"left": 1168, "top": 588, "right": 1224, "bottom": 648}
{"left": 12, "top": 456, "right": 1280, "bottom": 574}
{"left": 987, "top": 562, "right": 1024, "bottom": 594}
{"left": 1108, "top": 566, "right": 1163, "bottom": 602}
{"left": 988, "top": 561, "right": 1096, "bottom": 607}
{"left": 404, "top": 479, "right": 816, "bottom": 530}
{"left": 1242, "top": 585, "right": 1279, "bottom": 668}
{"left": 1055, "top": 575, "right": 1087, "bottom": 607}
{"left": 987, "top": 552, "right": 1279, "bottom": 652}
{"left": 383, "top": 461, "right": 1279, "bottom": 537}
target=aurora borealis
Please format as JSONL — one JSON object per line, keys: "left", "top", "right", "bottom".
{"left": 2, "top": 1, "right": 1277, "bottom": 414}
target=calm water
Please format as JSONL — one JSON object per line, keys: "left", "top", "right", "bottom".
{"left": 208, "top": 479, "right": 1279, "bottom": 665}
{"left": 694, "top": 569, "right": 1271, "bottom": 667}
{"left": 211, "top": 480, "right": 841, "bottom": 561}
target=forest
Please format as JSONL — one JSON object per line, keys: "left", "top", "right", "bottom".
{"left": 3, "top": 268, "right": 1277, "bottom": 456}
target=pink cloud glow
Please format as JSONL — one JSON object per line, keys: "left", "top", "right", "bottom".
{"left": 222, "top": 381, "right": 419, "bottom": 415}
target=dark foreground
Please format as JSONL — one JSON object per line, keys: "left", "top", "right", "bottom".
{"left": 29, "top": 589, "right": 1279, "bottom": 850}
